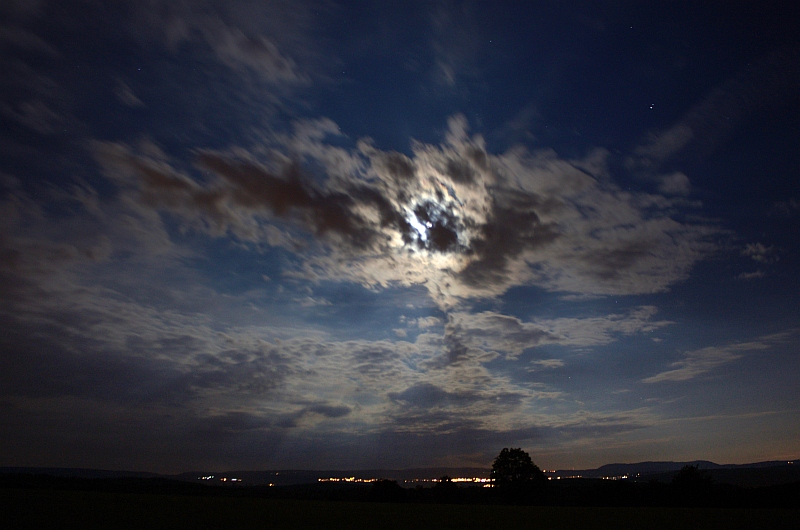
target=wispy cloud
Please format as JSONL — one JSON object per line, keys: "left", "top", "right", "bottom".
{"left": 531, "top": 359, "right": 565, "bottom": 369}
{"left": 114, "top": 80, "right": 145, "bottom": 107}
{"left": 736, "top": 270, "right": 764, "bottom": 280}
{"left": 742, "top": 243, "right": 777, "bottom": 264}
{"left": 642, "top": 332, "right": 796, "bottom": 383}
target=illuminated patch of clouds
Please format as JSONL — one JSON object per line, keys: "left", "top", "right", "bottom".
{"left": 94, "top": 115, "right": 718, "bottom": 308}
{"left": 415, "top": 316, "right": 442, "bottom": 329}
{"left": 531, "top": 359, "right": 565, "bottom": 369}
{"left": 0, "top": 180, "right": 693, "bottom": 467}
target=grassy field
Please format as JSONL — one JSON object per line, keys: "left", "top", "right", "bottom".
{"left": 3, "top": 488, "right": 798, "bottom": 529}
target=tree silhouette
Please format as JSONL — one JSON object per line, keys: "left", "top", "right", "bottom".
{"left": 370, "top": 479, "right": 405, "bottom": 502}
{"left": 491, "top": 448, "right": 546, "bottom": 487}
{"left": 435, "top": 475, "right": 456, "bottom": 489}
{"left": 432, "top": 475, "right": 458, "bottom": 502}
{"left": 671, "top": 464, "right": 713, "bottom": 506}
{"left": 672, "top": 464, "right": 712, "bottom": 488}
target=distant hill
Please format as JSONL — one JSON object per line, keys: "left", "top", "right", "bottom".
{"left": 628, "top": 465, "right": 800, "bottom": 488}
{"left": 548, "top": 460, "right": 800, "bottom": 487}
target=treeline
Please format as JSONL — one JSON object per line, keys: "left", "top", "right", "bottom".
{"left": 2, "top": 471, "right": 798, "bottom": 509}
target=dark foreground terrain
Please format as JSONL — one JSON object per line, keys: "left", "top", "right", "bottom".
{"left": 3, "top": 487, "right": 798, "bottom": 530}
{"left": 2, "top": 473, "right": 798, "bottom": 529}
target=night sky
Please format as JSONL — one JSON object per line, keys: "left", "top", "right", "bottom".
{"left": 1, "top": 1, "right": 798, "bottom": 474}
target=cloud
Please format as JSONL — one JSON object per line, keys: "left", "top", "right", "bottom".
{"left": 197, "top": 19, "right": 307, "bottom": 84}
{"left": 428, "top": 306, "right": 671, "bottom": 364}
{"left": 116, "top": 0, "right": 315, "bottom": 86}
{"left": 535, "top": 306, "right": 672, "bottom": 347}
{"left": 385, "top": 379, "right": 537, "bottom": 437}
{"left": 656, "top": 171, "right": 691, "bottom": 196}
{"left": 642, "top": 332, "right": 795, "bottom": 383}
{"left": 736, "top": 270, "right": 764, "bottom": 280}
{"left": 389, "top": 382, "right": 474, "bottom": 408}
{"left": 531, "top": 359, "right": 565, "bottom": 369}
{"left": 0, "top": 175, "right": 688, "bottom": 468}
{"left": 114, "top": 80, "right": 145, "bottom": 107}
{"left": 296, "top": 295, "right": 332, "bottom": 307}
{"left": 433, "top": 312, "right": 556, "bottom": 363}
{"left": 770, "top": 198, "right": 799, "bottom": 217}
{"left": 631, "top": 124, "right": 694, "bottom": 169}
{"left": 627, "top": 47, "right": 798, "bottom": 174}
{"left": 742, "top": 243, "right": 777, "bottom": 264}
{"left": 415, "top": 316, "right": 442, "bottom": 329}
{"left": 428, "top": 3, "right": 482, "bottom": 88}
{"left": 0, "top": 1, "right": 44, "bottom": 18}
{"left": 1, "top": 99, "right": 62, "bottom": 135}
{"left": 0, "top": 25, "right": 59, "bottom": 56}
{"left": 96, "top": 115, "right": 718, "bottom": 308}
{"left": 304, "top": 403, "right": 351, "bottom": 418}
{"left": 642, "top": 347, "right": 746, "bottom": 383}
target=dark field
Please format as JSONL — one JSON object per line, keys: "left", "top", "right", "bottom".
{"left": 3, "top": 488, "right": 798, "bottom": 529}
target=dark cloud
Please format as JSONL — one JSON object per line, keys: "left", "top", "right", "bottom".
{"left": 305, "top": 403, "right": 351, "bottom": 418}
{"left": 0, "top": 323, "right": 170, "bottom": 403}
{"left": 0, "top": 395, "right": 291, "bottom": 472}
{"left": 445, "top": 157, "right": 477, "bottom": 185}
{"left": 96, "top": 142, "right": 398, "bottom": 250}
{"left": 375, "top": 151, "right": 416, "bottom": 183}
{"left": 350, "top": 343, "right": 404, "bottom": 377}
{"left": 390, "top": 382, "right": 471, "bottom": 408}
{"left": 190, "top": 347, "right": 293, "bottom": 396}
{"left": 197, "top": 153, "right": 380, "bottom": 248}
{"left": 459, "top": 192, "right": 560, "bottom": 287}
{"left": 389, "top": 382, "right": 524, "bottom": 412}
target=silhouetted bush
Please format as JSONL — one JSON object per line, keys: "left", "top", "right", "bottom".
{"left": 369, "top": 479, "right": 405, "bottom": 502}
{"left": 670, "top": 465, "right": 714, "bottom": 506}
